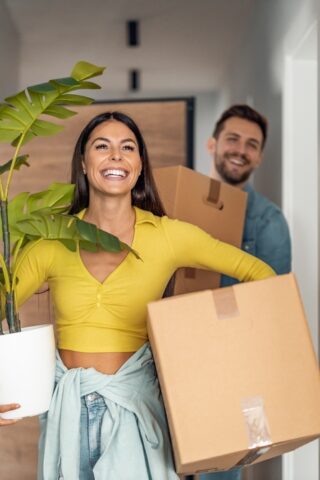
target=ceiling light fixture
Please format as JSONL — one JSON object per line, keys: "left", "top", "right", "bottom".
{"left": 127, "top": 20, "right": 139, "bottom": 47}
{"left": 129, "top": 69, "right": 140, "bottom": 91}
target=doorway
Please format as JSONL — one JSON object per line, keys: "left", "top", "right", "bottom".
{"left": 282, "top": 20, "right": 318, "bottom": 480}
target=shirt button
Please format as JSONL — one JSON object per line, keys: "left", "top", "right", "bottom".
{"left": 97, "top": 294, "right": 101, "bottom": 300}
{"left": 97, "top": 302, "right": 101, "bottom": 307}
{"left": 244, "top": 245, "right": 250, "bottom": 251}
{"left": 87, "top": 394, "right": 95, "bottom": 402}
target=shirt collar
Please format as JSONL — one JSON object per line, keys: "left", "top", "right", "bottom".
{"left": 243, "top": 183, "right": 254, "bottom": 194}
{"left": 134, "top": 207, "right": 158, "bottom": 226}
{"left": 75, "top": 207, "right": 158, "bottom": 227}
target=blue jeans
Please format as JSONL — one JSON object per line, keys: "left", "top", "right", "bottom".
{"left": 199, "top": 470, "right": 241, "bottom": 480}
{"left": 79, "top": 392, "right": 107, "bottom": 479}
{"left": 38, "top": 392, "right": 107, "bottom": 480}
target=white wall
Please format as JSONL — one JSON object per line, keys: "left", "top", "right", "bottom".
{"left": 0, "top": 0, "right": 20, "bottom": 97}
{"left": 193, "top": 91, "right": 223, "bottom": 174}
{"left": 214, "top": 0, "right": 319, "bottom": 207}
{"left": 282, "top": 22, "right": 318, "bottom": 480}
{"left": 12, "top": 0, "right": 256, "bottom": 96}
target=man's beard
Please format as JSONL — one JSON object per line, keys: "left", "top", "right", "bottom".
{"left": 215, "top": 154, "right": 253, "bottom": 186}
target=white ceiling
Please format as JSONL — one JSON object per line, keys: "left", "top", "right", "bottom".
{"left": 4, "top": 0, "right": 255, "bottom": 96}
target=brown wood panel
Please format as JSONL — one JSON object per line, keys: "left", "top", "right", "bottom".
{"left": 0, "top": 99, "right": 191, "bottom": 478}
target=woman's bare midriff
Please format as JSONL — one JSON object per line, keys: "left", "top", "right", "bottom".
{"left": 59, "top": 350, "right": 135, "bottom": 375}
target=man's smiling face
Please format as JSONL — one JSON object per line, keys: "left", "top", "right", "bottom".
{"left": 208, "top": 117, "right": 264, "bottom": 187}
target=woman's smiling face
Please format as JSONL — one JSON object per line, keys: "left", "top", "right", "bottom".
{"left": 82, "top": 119, "right": 142, "bottom": 199}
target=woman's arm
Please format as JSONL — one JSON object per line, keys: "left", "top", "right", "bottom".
{"left": 164, "top": 218, "right": 276, "bottom": 281}
{"left": 13, "top": 239, "right": 54, "bottom": 307}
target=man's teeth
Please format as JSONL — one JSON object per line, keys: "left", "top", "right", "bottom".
{"left": 103, "top": 169, "right": 127, "bottom": 177}
{"left": 229, "top": 158, "right": 246, "bottom": 166}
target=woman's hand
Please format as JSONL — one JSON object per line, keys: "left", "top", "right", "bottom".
{"left": 0, "top": 403, "right": 21, "bottom": 425}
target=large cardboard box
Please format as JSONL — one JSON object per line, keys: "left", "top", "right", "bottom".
{"left": 147, "top": 274, "right": 320, "bottom": 475}
{"left": 153, "top": 166, "right": 247, "bottom": 294}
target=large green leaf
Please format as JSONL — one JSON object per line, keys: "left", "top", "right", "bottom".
{"left": 15, "top": 213, "right": 139, "bottom": 257}
{"left": 75, "top": 218, "right": 127, "bottom": 253}
{"left": 5, "top": 183, "right": 140, "bottom": 258}
{"left": 0, "top": 61, "right": 105, "bottom": 148}
{"left": 71, "top": 61, "right": 106, "bottom": 81}
{"left": 7, "top": 183, "right": 75, "bottom": 243}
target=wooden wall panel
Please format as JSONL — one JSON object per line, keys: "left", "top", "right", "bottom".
{"left": 0, "top": 99, "right": 192, "bottom": 478}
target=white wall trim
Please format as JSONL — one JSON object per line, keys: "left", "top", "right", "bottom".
{"left": 282, "top": 18, "right": 318, "bottom": 480}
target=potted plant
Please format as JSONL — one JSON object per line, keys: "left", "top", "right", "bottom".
{"left": 0, "top": 61, "right": 135, "bottom": 418}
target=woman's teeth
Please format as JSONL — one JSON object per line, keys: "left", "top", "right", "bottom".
{"left": 102, "top": 169, "right": 127, "bottom": 177}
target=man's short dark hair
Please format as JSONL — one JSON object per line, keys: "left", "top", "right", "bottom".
{"left": 213, "top": 104, "right": 268, "bottom": 149}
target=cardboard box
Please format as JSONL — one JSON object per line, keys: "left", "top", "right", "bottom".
{"left": 147, "top": 274, "right": 320, "bottom": 475}
{"left": 153, "top": 166, "right": 247, "bottom": 294}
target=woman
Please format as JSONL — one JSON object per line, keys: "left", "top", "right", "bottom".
{"left": 12, "top": 112, "right": 275, "bottom": 479}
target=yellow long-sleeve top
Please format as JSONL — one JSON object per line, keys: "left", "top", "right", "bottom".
{"left": 14, "top": 207, "right": 275, "bottom": 352}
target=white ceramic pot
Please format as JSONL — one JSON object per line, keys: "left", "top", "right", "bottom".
{"left": 0, "top": 324, "right": 56, "bottom": 419}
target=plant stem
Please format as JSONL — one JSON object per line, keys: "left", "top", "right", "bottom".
{"left": 0, "top": 200, "right": 18, "bottom": 332}
{"left": 0, "top": 178, "right": 4, "bottom": 202}
{"left": 1, "top": 201, "right": 10, "bottom": 270}
{"left": 4, "top": 134, "right": 25, "bottom": 200}
{"left": 1, "top": 134, "right": 25, "bottom": 334}
{"left": 0, "top": 294, "right": 3, "bottom": 335}
{"left": 5, "top": 292, "right": 16, "bottom": 333}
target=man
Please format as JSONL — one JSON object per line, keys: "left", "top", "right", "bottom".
{"left": 208, "top": 104, "right": 291, "bottom": 287}
{"left": 198, "top": 105, "right": 291, "bottom": 480}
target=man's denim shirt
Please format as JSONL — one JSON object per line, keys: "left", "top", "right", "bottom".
{"left": 221, "top": 183, "right": 292, "bottom": 287}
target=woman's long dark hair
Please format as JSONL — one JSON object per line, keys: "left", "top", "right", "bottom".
{"left": 69, "top": 111, "right": 165, "bottom": 217}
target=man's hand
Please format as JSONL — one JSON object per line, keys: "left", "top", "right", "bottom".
{"left": 0, "top": 403, "right": 21, "bottom": 426}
